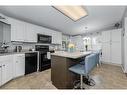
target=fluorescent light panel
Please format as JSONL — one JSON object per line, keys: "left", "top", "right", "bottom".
{"left": 54, "top": 6, "right": 87, "bottom": 21}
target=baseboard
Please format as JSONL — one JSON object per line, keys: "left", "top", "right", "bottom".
{"left": 101, "top": 61, "right": 127, "bottom": 75}
{"left": 101, "top": 61, "right": 122, "bottom": 67}
{"left": 121, "top": 65, "right": 126, "bottom": 73}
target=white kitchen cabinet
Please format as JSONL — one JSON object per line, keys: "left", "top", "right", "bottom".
{"left": 101, "top": 30, "right": 111, "bottom": 43}
{"left": 111, "top": 42, "right": 121, "bottom": 64}
{"left": 0, "top": 55, "right": 13, "bottom": 86}
{"left": 0, "top": 21, "right": 11, "bottom": 43}
{"left": 42, "top": 27, "right": 52, "bottom": 36}
{"left": 13, "top": 54, "right": 25, "bottom": 78}
{"left": 3, "top": 23, "right": 11, "bottom": 43}
{"left": 111, "top": 29, "right": 121, "bottom": 42}
{"left": 52, "top": 31, "right": 62, "bottom": 45}
{"left": 9, "top": 18, "right": 38, "bottom": 42}
{"left": 0, "top": 54, "right": 25, "bottom": 87}
{"left": 36, "top": 25, "right": 45, "bottom": 35}
{"left": 111, "top": 29, "right": 121, "bottom": 64}
{"left": 8, "top": 17, "right": 26, "bottom": 42}
{"left": 101, "top": 29, "right": 122, "bottom": 65}
{"left": 57, "top": 32, "right": 62, "bottom": 45}
{"left": 6, "top": 16, "right": 62, "bottom": 44}
{"left": 26, "top": 23, "right": 37, "bottom": 42}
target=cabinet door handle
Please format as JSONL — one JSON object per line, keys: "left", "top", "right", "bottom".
{"left": 3, "top": 65, "right": 5, "bottom": 66}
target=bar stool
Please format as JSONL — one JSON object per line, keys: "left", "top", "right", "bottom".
{"left": 69, "top": 53, "right": 97, "bottom": 89}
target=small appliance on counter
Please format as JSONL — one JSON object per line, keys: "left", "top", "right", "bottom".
{"left": 0, "top": 42, "right": 10, "bottom": 53}
{"left": 15, "top": 46, "right": 22, "bottom": 52}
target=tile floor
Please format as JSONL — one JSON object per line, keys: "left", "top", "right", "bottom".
{"left": 1, "top": 64, "right": 127, "bottom": 89}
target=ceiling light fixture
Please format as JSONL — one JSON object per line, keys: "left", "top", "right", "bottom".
{"left": 53, "top": 6, "right": 88, "bottom": 21}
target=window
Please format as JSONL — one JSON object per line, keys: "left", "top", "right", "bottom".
{"left": 83, "top": 37, "right": 92, "bottom": 50}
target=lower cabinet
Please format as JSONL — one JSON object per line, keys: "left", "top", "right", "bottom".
{"left": 0, "top": 54, "right": 25, "bottom": 87}
{"left": 0, "top": 55, "right": 13, "bottom": 86}
{"left": 13, "top": 54, "right": 25, "bottom": 78}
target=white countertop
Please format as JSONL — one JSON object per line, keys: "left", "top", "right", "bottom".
{"left": 0, "top": 51, "right": 39, "bottom": 56}
{"left": 51, "top": 51, "right": 92, "bottom": 59}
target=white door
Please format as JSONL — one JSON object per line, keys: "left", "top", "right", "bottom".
{"left": 14, "top": 54, "right": 25, "bottom": 77}
{"left": 111, "top": 42, "right": 121, "bottom": 64}
{"left": 110, "top": 29, "right": 121, "bottom": 65}
{"left": 102, "top": 42, "right": 111, "bottom": 63}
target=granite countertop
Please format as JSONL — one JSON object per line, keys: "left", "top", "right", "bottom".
{"left": 51, "top": 51, "right": 92, "bottom": 59}
{"left": 0, "top": 51, "right": 39, "bottom": 56}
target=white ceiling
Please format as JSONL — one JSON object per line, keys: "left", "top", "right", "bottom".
{"left": 0, "top": 6, "right": 126, "bottom": 35}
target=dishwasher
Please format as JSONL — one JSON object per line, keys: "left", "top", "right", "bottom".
{"left": 25, "top": 52, "right": 38, "bottom": 75}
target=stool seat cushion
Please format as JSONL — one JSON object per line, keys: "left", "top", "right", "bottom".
{"left": 69, "top": 64, "right": 86, "bottom": 75}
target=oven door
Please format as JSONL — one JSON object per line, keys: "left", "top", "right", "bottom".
{"left": 37, "top": 34, "right": 52, "bottom": 43}
{"left": 39, "top": 52, "right": 51, "bottom": 71}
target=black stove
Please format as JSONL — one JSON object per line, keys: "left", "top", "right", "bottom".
{"left": 35, "top": 45, "right": 51, "bottom": 71}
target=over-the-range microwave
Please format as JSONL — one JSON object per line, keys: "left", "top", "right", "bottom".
{"left": 37, "top": 34, "right": 52, "bottom": 44}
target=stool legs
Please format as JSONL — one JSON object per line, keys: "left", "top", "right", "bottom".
{"left": 80, "top": 75, "right": 83, "bottom": 89}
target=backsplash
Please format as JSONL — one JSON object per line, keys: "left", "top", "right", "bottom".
{"left": 0, "top": 42, "right": 62, "bottom": 52}
{"left": 5, "top": 42, "right": 35, "bottom": 52}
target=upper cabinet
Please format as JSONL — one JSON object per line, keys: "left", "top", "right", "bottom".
{"left": 8, "top": 17, "right": 26, "bottom": 42}
{"left": 6, "top": 16, "right": 62, "bottom": 44}
{"left": 52, "top": 30, "right": 62, "bottom": 45}
{"left": 0, "top": 21, "right": 11, "bottom": 43}
{"left": 26, "top": 23, "right": 37, "bottom": 42}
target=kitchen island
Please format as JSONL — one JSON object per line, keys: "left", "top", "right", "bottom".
{"left": 51, "top": 51, "right": 92, "bottom": 89}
